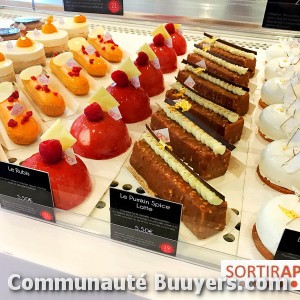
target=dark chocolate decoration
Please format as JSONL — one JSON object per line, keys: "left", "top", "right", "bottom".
{"left": 145, "top": 124, "right": 225, "bottom": 201}
{"left": 203, "top": 33, "right": 257, "bottom": 55}
{"left": 182, "top": 59, "right": 250, "bottom": 92}
{"left": 164, "top": 98, "right": 235, "bottom": 151}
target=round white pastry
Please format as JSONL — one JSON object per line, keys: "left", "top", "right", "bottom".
{"left": 53, "top": 18, "right": 89, "bottom": 39}
{"left": 265, "top": 44, "right": 290, "bottom": 62}
{"left": 260, "top": 77, "right": 287, "bottom": 106}
{"left": 265, "top": 57, "right": 300, "bottom": 80}
{"left": 259, "top": 139, "right": 300, "bottom": 192}
{"left": 0, "top": 40, "right": 45, "bottom": 62}
{"left": 0, "top": 58, "right": 14, "bottom": 78}
{"left": 256, "top": 194, "right": 300, "bottom": 255}
{"left": 259, "top": 104, "right": 292, "bottom": 141}
{"left": 26, "top": 29, "right": 68, "bottom": 48}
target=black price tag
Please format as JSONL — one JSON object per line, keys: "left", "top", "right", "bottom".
{"left": 262, "top": 0, "right": 300, "bottom": 31}
{"left": 110, "top": 188, "right": 182, "bottom": 256}
{"left": 274, "top": 229, "right": 300, "bottom": 260}
{"left": 63, "top": 0, "right": 123, "bottom": 15}
{"left": 0, "top": 162, "right": 55, "bottom": 222}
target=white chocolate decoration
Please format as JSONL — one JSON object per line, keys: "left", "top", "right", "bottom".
{"left": 171, "top": 82, "right": 239, "bottom": 123}
{"left": 256, "top": 194, "right": 300, "bottom": 255}
{"left": 259, "top": 139, "right": 300, "bottom": 192}
{"left": 184, "top": 64, "right": 246, "bottom": 95}
{"left": 143, "top": 132, "right": 223, "bottom": 205}
{"left": 258, "top": 104, "right": 299, "bottom": 141}
{"left": 161, "top": 103, "right": 226, "bottom": 155}
{"left": 119, "top": 57, "right": 141, "bottom": 80}
{"left": 0, "top": 40, "right": 45, "bottom": 62}
{"left": 68, "top": 37, "right": 89, "bottom": 51}
{"left": 52, "top": 51, "right": 74, "bottom": 66}
{"left": 26, "top": 29, "right": 68, "bottom": 48}
{"left": 20, "top": 65, "right": 43, "bottom": 80}
{"left": 260, "top": 77, "right": 289, "bottom": 106}
{"left": 89, "top": 87, "right": 119, "bottom": 112}
{"left": 41, "top": 119, "right": 76, "bottom": 151}
{"left": 151, "top": 25, "right": 171, "bottom": 40}
{"left": 87, "top": 26, "right": 105, "bottom": 39}
{"left": 137, "top": 43, "right": 157, "bottom": 61}
{"left": 0, "top": 81, "right": 14, "bottom": 103}
{"left": 193, "top": 48, "right": 248, "bottom": 75}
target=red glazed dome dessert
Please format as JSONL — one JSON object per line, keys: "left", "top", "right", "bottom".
{"left": 22, "top": 138, "right": 92, "bottom": 210}
{"left": 165, "top": 23, "right": 187, "bottom": 56}
{"left": 106, "top": 68, "right": 152, "bottom": 123}
{"left": 71, "top": 102, "right": 131, "bottom": 159}
{"left": 150, "top": 25, "right": 177, "bottom": 74}
{"left": 134, "top": 51, "right": 164, "bottom": 97}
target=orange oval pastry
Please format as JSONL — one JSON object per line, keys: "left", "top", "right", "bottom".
{"left": 49, "top": 52, "right": 89, "bottom": 95}
{"left": 68, "top": 37, "right": 108, "bottom": 77}
{"left": 20, "top": 66, "right": 66, "bottom": 117}
{"left": 87, "top": 27, "right": 122, "bottom": 63}
{"left": 0, "top": 82, "right": 39, "bottom": 145}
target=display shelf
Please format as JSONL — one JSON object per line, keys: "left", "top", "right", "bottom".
{"left": 0, "top": 7, "right": 298, "bottom": 271}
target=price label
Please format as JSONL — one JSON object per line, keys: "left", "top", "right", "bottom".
{"left": 0, "top": 162, "right": 55, "bottom": 222}
{"left": 85, "top": 44, "right": 96, "bottom": 55}
{"left": 63, "top": 0, "right": 123, "bottom": 16}
{"left": 63, "top": 148, "right": 77, "bottom": 165}
{"left": 108, "top": 106, "right": 122, "bottom": 120}
{"left": 110, "top": 188, "right": 181, "bottom": 256}
{"left": 153, "top": 128, "right": 170, "bottom": 143}
{"left": 11, "top": 103, "right": 24, "bottom": 117}
{"left": 66, "top": 58, "right": 78, "bottom": 68}
{"left": 184, "top": 76, "right": 196, "bottom": 89}
{"left": 130, "top": 76, "right": 140, "bottom": 89}
{"left": 263, "top": 0, "right": 300, "bottom": 31}
{"left": 38, "top": 74, "right": 50, "bottom": 85}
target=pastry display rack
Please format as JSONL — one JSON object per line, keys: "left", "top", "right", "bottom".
{"left": 0, "top": 6, "right": 299, "bottom": 272}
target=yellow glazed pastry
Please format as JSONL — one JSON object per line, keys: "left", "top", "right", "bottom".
{"left": 68, "top": 37, "right": 108, "bottom": 77}
{"left": 20, "top": 66, "right": 66, "bottom": 116}
{"left": 0, "top": 82, "right": 39, "bottom": 145}
{"left": 87, "top": 27, "right": 122, "bottom": 63}
{"left": 49, "top": 52, "right": 89, "bottom": 95}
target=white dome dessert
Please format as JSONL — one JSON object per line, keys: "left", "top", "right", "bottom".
{"left": 258, "top": 138, "right": 300, "bottom": 193}
{"left": 258, "top": 104, "right": 295, "bottom": 141}
{"left": 265, "top": 56, "right": 300, "bottom": 81}
{"left": 260, "top": 77, "right": 288, "bottom": 107}
{"left": 253, "top": 194, "right": 300, "bottom": 259}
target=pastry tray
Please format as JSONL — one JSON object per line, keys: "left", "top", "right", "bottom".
{"left": 0, "top": 8, "right": 287, "bottom": 269}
